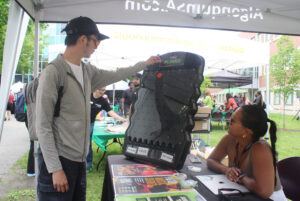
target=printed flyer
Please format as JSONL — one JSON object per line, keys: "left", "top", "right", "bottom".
{"left": 113, "top": 176, "right": 192, "bottom": 195}
{"left": 112, "top": 164, "right": 177, "bottom": 177}
{"left": 115, "top": 189, "right": 207, "bottom": 201}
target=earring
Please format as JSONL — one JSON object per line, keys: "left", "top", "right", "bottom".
{"left": 242, "top": 134, "right": 246, "bottom": 139}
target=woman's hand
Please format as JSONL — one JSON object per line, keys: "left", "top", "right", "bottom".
{"left": 225, "top": 167, "right": 242, "bottom": 183}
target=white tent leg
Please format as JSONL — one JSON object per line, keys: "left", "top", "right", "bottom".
{"left": 0, "top": 0, "right": 29, "bottom": 141}
{"left": 34, "top": 11, "right": 40, "bottom": 201}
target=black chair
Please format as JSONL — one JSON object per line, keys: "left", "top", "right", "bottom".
{"left": 211, "top": 111, "right": 224, "bottom": 130}
{"left": 277, "top": 156, "right": 300, "bottom": 200}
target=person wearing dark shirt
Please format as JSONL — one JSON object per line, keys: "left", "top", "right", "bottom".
{"left": 253, "top": 91, "right": 266, "bottom": 109}
{"left": 121, "top": 81, "right": 134, "bottom": 117}
{"left": 87, "top": 87, "right": 126, "bottom": 171}
{"left": 130, "top": 73, "right": 142, "bottom": 115}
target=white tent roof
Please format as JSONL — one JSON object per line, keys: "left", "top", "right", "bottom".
{"left": 16, "top": 0, "right": 300, "bottom": 35}
{"left": 106, "top": 80, "right": 129, "bottom": 91}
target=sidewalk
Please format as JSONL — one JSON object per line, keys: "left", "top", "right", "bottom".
{"left": 0, "top": 117, "right": 29, "bottom": 174}
{"left": 0, "top": 117, "right": 35, "bottom": 199}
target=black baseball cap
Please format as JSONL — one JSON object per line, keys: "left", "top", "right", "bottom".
{"left": 134, "top": 73, "right": 142, "bottom": 79}
{"left": 62, "top": 16, "right": 109, "bottom": 41}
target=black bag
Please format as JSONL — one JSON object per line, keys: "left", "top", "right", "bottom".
{"left": 123, "top": 51, "right": 205, "bottom": 170}
{"left": 15, "top": 92, "right": 26, "bottom": 122}
{"left": 218, "top": 188, "right": 271, "bottom": 201}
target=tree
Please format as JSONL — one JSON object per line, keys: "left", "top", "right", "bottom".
{"left": 0, "top": 1, "right": 48, "bottom": 75}
{"left": 0, "top": 0, "right": 10, "bottom": 72}
{"left": 17, "top": 19, "right": 49, "bottom": 74}
{"left": 270, "top": 36, "right": 300, "bottom": 129}
{"left": 200, "top": 76, "right": 214, "bottom": 95}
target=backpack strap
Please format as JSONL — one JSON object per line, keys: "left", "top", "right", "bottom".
{"left": 50, "top": 62, "right": 68, "bottom": 117}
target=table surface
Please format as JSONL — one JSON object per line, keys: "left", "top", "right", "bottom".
{"left": 92, "top": 122, "right": 125, "bottom": 151}
{"left": 102, "top": 154, "right": 271, "bottom": 201}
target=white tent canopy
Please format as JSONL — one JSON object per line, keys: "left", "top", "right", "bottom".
{"left": 16, "top": 0, "right": 300, "bottom": 35}
{"left": 106, "top": 80, "right": 129, "bottom": 91}
{"left": 10, "top": 81, "right": 24, "bottom": 93}
{"left": 1, "top": 0, "right": 300, "bottom": 138}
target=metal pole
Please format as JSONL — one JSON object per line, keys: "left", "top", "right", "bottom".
{"left": 34, "top": 13, "right": 40, "bottom": 201}
{"left": 265, "top": 64, "right": 270, "bottom": 139}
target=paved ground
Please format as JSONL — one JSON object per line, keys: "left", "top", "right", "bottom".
{"left": 0, "top": 117, "right": 35, "bottom": 199}
{"left": 0, "top": 117, "right": 29, "bottom": 174}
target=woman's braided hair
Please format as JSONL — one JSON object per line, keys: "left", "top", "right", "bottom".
{"left": 239, "top": 104, "right": 277, "bottom": 185}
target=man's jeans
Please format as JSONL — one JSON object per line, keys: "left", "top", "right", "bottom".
{"left": 37, "top": 149, "right": 86, "bottom": 201}
{"left": 86, "top": 122, "right": 95, "bottom": 169}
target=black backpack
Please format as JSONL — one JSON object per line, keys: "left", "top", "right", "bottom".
{"left": 15, "top": 92, "right": 26, "bottom": 122}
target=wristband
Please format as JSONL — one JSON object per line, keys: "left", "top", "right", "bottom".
{"left": 238, "top": 172, "right": 246, "bottom": 180}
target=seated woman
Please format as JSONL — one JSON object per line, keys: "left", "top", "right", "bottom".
{"left": 207, "top": 105, "right": 287, "bottom": 201}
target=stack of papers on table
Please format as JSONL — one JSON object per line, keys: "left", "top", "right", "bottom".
{"left": 104, "top": 122, "right": 129, "bottom": 134}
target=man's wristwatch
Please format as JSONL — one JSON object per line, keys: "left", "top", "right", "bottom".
{"left": 238, "top": 172, "right": 246, "bottom": 180}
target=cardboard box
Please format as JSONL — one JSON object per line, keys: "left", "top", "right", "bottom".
{"left": 197, "top": 106, "right": 211, "bottom": 114}
{"left": 193, "top": 119, "right": 210, "bottom": 131}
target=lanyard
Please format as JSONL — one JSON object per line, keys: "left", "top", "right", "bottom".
{"left": 233, "top": 142, "right": 252, "bottom": 168}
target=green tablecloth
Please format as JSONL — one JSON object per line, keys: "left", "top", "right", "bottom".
{"left": 92, "top": 122, "right": 125, "bottom": 151}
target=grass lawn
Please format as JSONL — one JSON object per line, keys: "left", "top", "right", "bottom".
{"left": 5, "top": 113, "right": 299, "bottom": 200}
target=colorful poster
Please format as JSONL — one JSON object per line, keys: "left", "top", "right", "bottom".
{"left": 115, "top": 189, "right": 207, "bottom": 201}
{"left": 113, "top": 176, "right": 192, "bottom": 195}
{"left": 112, "top": 164, "right": 177, "bottom": 177}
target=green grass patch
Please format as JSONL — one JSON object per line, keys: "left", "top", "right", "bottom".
{"left": 86, "top": 140, "right": 123, "bottom": 201}
{"left": 269, "top": 113, "right": 300, "bottom": 130}
{"left": 6, "top": 190, "right": 35, "bottom": 201}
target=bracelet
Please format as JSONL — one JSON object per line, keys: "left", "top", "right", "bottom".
{"left": 238, "top": 172, "right": 246, "bottom": 180}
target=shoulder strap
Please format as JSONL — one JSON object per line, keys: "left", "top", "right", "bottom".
{"left": 50, "top": 62, "right": 68, "bottom": 117}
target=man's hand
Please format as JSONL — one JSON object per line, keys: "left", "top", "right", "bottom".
{"left": 146, "top": 56, "right": 161, "bottom": 65}
{"left": 52, "top": 169, "right": 69, "bottom": 192}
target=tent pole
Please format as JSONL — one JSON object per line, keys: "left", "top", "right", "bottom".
{"left": 0, "top": 1, "right": 29, "bottom": 142}
{"left": 265, "top": 64, "right": 270, "bottom": 139}
{"left": 34, "top": 12, "right": 40, "bottom": 201}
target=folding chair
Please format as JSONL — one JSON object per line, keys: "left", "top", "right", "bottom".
{"left": 277, "top": 156, "right": 300, "bottom": 200}
{"left": 211, "top": 111, "right": 225, "bottom": 130}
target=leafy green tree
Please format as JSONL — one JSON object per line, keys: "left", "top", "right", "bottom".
{"left": 200, "top": 76, "right": 214, "bottom": 95}
{"left": 17, "top": 19, "right": 49, "bottom": 74}
{"left": 0, "top": 0, "right": 10, "bottom": 72}
{"left": 270, "top": 36, "right": 300, "bottom": 128}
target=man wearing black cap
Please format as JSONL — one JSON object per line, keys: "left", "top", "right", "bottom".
{"left": 36, "top": 16, "right": 161, "bottom": 200}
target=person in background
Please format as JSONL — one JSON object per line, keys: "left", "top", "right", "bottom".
{"left": 130, "top": 73, "right": 142, "bottom": 115}
{"left": 240, "top": 93, "right": 250, "bottom": 106}
{"left": 225, "top": 93, "right": 238, "bottom": 112}
{"left": 86, "top": 87, "right": 127, "bottom": 171}
{"left": 253, "top": 91, "right": 266, "bottom": 109}
{"left": 35, "top": 16, "right": 161, "bottom": 200}
{"left": 203, "top": 91, "right": 214, "bottom": 110}
{"left": 5, "top": 90, "right": 15, "bottom": 120}
{"left": 234, "top": 94, "right": 242, "bottom": 107}
{"left": 207, "top": 105, "right": 287, "bottom": 201}
{"left": 121, "top": 81, "right": 134, "bottom": 117}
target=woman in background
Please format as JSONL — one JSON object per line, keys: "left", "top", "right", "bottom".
{"left": 225, "top": 93, "right": 238, "bottom": 111}
{"left": 207, "top": 105, "right": 287, "bottom": 200}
